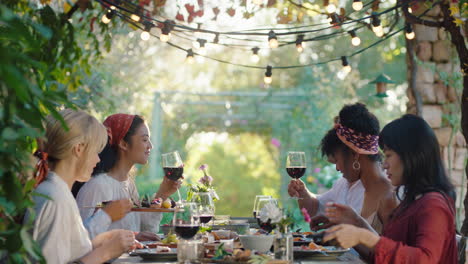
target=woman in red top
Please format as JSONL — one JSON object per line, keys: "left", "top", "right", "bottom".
{"left": 323, "top": 114, "right": 457, "bottom": 264}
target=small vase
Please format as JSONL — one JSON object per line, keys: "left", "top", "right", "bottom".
{"left": 273, "top": 225, "right": 294, "bottom": 263}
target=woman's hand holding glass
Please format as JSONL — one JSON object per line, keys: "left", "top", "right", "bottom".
{"left": 286, "top": 152, "right": 306, "bottom": 200}
{"left": 156, "top": 176, "right": 184, "bottom": 200}
{"left": 161, "top": 151, "right": 184, "bottom": 203}
{"left": 287, "top": 179, "right": 308, "bottom": 199}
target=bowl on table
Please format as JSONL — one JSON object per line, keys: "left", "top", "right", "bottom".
{"left": 239, "top": 234, "right": 274, "bottom": 253}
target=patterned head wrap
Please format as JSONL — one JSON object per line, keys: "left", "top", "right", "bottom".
{"left": 103, "top": 114, "right": 135, "bottom": 147}
{"left": 334, "top": 123, "right": 379, "bottom": 155}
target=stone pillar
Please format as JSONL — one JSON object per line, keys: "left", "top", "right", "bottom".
{"left": 406, "top": 3, "right": 466, "bottom": 225}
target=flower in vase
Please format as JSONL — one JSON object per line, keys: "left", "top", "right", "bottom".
{"left": 259, "top": 201, "right": 283, "bottom": 224}
{"left": 199, "top": 164, "right": 213, "bottom": 186}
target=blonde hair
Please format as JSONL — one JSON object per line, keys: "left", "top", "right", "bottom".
{"left": 44, "top": 109, "right": 107, "bottom": 164}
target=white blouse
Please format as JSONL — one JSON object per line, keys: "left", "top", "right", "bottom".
{"left": 76, "top": 173, "right": 162, "bottom": 239}
{"left": 27, "top": 172, "right": 92, "bottom": 264}
{"left": 316, "top": 177, "right": 365, "bottom": 215}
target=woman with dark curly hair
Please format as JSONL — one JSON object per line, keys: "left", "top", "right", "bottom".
{"left": 324, "top": 114, "right": 457, "bottom": 263}
{"left": 288, "top": 103, "right": 397, "bottom": 234}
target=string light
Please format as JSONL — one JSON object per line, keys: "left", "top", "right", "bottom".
{"left": 101, "top": 9, "right": 115, "bottom": 24}
{"left": 329, "top": 13, "right": 341, "bottom": 27}
{"left": 160, "top": 20, "right": 172, "bottom": 42}
{"left": 371, "top": 14, "right": 384, "bottom": 37}
{"left": 140, "top": 22, "right": 153, "bottom": 41}
{"left": 251, "top": 47, "right": 260, "bottom": 63}
{"left": 348, "top": 30, "right": 361, "bottom": 46}
{"left": 268, "top": 30, "right": 278, "bottom": 48}
{"left": 196, "top": 38, "right": 207, "bottom": 54}
{"left": 186, "top": 49, "right": 195, "bottom": 64}
{"left": 264, "top": 65, "right": 273, "bottom": 84}
{"left": 295, "top": 34, "right": 305, "bottom": 53}
{"left": 130, "top": 7, "right": 141, "bottom": 22}
{"left": 341, "top": 56, "right": 351, "bottom": 73}
{"left": 324, "top": 0, "right": 337, "bottom": 14}
{"left": 352, "top": 0, "right": 363, "bottom": 11}
{"left": 405, "top": 23, "right": 415, "bottom": 40}
{"left": 408, "top": 7, "right": 413, "bottom": 13}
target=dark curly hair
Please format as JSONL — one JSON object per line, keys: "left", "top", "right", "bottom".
{"left": 320, "top": 103, "right": 381, "bottom": 162}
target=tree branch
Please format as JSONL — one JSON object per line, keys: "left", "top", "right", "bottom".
{"left": 400, "top": 0, "right": 443, "bottom": 28}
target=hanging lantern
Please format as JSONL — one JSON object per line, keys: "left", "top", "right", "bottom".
{"left": 369, "top": 74, "right": 395, "bottom": 98}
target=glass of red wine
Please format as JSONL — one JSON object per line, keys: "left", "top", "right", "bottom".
{"left": 162, "top": 151, "right": 184, "bottom": 203}
{"left": 255, "top": 197, "right": 278, "bottom": 233}
{"left": 253, "top": 195, "right": 272, "bottom": 219}
{"left": 191, "top": 192, "right": 215, "bottom": 227}
{"left": 286, "top": 151, "right": 306, "bottom": 200}
{"left": 173, "top": 202, "right": 200, "bottom": 240}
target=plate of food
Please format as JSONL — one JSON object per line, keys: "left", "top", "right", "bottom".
{"left": 86, "top": 197, "right": 183, "bottom": 213}
{"left": 293, "top": 243, "right": 350, "bottom": 260}
{"left": 129, "top": 247, "right": 177, "bottom": 261}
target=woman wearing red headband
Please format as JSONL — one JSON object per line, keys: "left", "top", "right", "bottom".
{"left": 288, "top": 103, "right": 397, "bottom": 236}
{"left": 76, "top": 114, "right": 180, "bottom": 241}
{"left": 27, "top": 109, "right": 135, "bottom": 263}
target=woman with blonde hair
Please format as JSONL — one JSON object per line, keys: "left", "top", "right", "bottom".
{"left": 27, "top": 109, "right": 135, "bottom": 264}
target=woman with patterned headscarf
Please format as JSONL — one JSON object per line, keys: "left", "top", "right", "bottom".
{"left": 76, "top": 114, "right": 181, "bottom": 241}
{"left": 288, "top": 103, "right": 398, "bottom": 236}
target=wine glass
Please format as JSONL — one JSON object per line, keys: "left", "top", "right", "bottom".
{"left": 173, "top": 202, "right": 200, "bottom": 240}
{"left": 191, "top": 192, "right": 215, "bottom": 227}
{"left": 253, "top": 195, "right": 272, "bottom": 218}
{"left": 286, "top": 151, "right": 306, "bottom": 200}
{"left": 162, "top": 151, "right": 184, "bottom": 203}
{"left": 255, "top": 197, "right": 278, "bottom": 233}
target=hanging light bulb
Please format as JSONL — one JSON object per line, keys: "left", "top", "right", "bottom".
{"left": 352, "top": 0, "right": 363, "bottom": 11}
{"left": 324, "top": 0, "right": 337, "bottom": 14}
{"left": 264, "top": 65, "right": 273, "bottom": 84}
{"left": 196, "top": 39, "right": 207, "bottom": 54}
{"left": 371, "top": 14, "right": 383, "bottom": 37}
{"left": 186, "top": 49, "right": 195, "bottom": 64}
{"left": 348, "top": 30, "right": 361, "bottom": 46}
{"left": 341, "top": 56, "right": 351, "bottom": 73}
{"left": 251, "top": 47, "right": 260, "bottom": 63}
{"left": 405, "top": 23, "right": 415, "bottom": 40}
{"left": 160, "top": 20, "right": 172, "bottom": 42}
{"left": 131, "top": 7, "right": 142, "bottom": 22}
{"left": 408, "top": 6, "right": 413, "bottom": 13}
{"left": 295, "top": 34, "right": 305, "bottom": 53}
{"left": 140, "top": 22, "right": 153, "bottom": 41}
{"left": 268, "top": 30, "right": 278, "bottom": 49}
{"left": 101, "top": 9, "right": 115, "bottom": 24}
{"left": 252, "top": 0, "right": 263, "bottom": 5}
{"left": 110, "top": 5, "right": 116, "bottom": 10}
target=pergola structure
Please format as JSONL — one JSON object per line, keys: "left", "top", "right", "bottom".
{"left": 148, "top": 90, "right": 320, "bottom": 200}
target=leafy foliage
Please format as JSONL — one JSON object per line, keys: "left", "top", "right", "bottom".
{"left": 0, "top": 1, "right": 116, "bottom": 262}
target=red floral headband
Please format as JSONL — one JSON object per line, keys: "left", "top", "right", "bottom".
{"left": 334, "top": 123, "right": 379, "bottom": 155}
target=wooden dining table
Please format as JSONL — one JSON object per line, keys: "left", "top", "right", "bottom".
{"left": 113, "top": 249, "right": 366, "bottom": 264}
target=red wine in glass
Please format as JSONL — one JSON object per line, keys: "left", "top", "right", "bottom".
{"left": 256, "top": 218, "right": 275, "bottom": 233}
{"left": 199, "top": 215, "right": 213, "bottom": 224}
{"left": 286, "top": 167, "right": 306, "bottom": 179}
{"left": 163, "top": 167, "right": 184, "bottom": 181}
{"left": 175, "top": 225, "right": 200, "bottom": 239}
